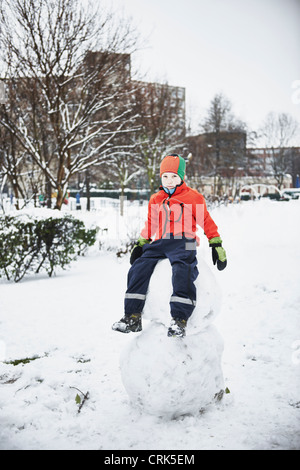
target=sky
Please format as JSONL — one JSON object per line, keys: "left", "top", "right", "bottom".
{"left": 102, "top": 0, "right": 300, "bottom": 138}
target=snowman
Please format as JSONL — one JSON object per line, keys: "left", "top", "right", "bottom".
{"left": 119, "top": 256, "right": 225, "bottom": 419}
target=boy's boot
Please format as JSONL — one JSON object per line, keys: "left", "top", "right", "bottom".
{"left": 112, "top": 313, "right": 142, "bottom": 333}
{"left": 167, "top": 318, "right": 187, "bottom": 338}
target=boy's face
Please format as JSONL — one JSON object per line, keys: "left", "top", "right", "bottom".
{"left": 161, "top": 172, "right": 182, "bottom": 189}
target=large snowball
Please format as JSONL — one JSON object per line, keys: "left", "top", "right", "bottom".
{"left": 120, "top": 255, "right": 224, "bottom": 418}
{"left": 120, "top": 322, "right": 224, "bottom": 418}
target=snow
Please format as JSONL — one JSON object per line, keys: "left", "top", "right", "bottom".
{"left": 121, "top": 321, "right": 225, "bottom": 419}
{"left": 0, "top": 198, "right": 300, "bottom": 450}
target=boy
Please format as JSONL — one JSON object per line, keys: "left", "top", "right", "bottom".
{"left": 112, "top": 154, "right": 227, "bottom": 337}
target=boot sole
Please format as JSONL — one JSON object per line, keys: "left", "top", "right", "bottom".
{"left": 112, "top": 324, "right": 142, "bottom": 333}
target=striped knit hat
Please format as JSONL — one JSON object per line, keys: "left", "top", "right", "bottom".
{"left": 160, "top": 154, "right": 186, "bottom": 180}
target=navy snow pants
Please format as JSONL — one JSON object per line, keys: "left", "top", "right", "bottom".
{"left": 124, "top": 236, "right": 199, "bottom": 322}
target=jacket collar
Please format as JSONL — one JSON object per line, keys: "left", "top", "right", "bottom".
{"left": 160, "top": 180, "right": 186, "bottom": 197}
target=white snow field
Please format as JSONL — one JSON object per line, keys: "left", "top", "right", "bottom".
{"left": 0, "top": 198, "right": 299, "bottom": 450}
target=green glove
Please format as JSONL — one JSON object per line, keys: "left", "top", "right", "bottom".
{"left": 130, "top": 237, "right": 150, "bottom": 265}
{"left": 209, "top": 237, "right": 227, "bottom": 271}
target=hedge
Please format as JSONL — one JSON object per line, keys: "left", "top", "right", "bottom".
{"left": 0, "top": 213, "right": 97, "bottom": 282}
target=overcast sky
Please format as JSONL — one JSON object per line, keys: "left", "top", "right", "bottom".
{"left": 103, "top": 0, "right": 300, "bottom": 138}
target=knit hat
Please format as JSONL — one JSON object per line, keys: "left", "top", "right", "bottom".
{"left": 160, "top": 154, "right": 186, "bottom": 180}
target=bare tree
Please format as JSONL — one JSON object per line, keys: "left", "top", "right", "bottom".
{"left": 1, "top": 72, "right": 44, "bottom": 209}
{"left": 260, "top": 112, "right": 299, "bottom": 188}
{"left": 130, "top": 81, "right": 186, "bottom": 192}
{"left": 0, "top": 0, "right": 139, "bottom": 209}
{"left": 201, "top": 93, "right": 246, "bottom": 195}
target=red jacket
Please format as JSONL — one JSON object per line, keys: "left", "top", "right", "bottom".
{"left": 140, "top": 182, "right": 220, "bottom": 245}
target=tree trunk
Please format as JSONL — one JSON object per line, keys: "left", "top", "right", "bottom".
{"left": 46, "top": 179, "right": 52, "bottom": 208}
{"left": 55, "top": 186, "right": 64, "bottom": 210}
{"left": 120, "top": 185, "right": 125, "bottom": 216}
{"left": 86, "top": 170, "right": 90, "bottom": 211}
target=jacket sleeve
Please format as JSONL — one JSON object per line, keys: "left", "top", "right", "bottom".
{"left": 196, "top": 195, "right": 220, "bottom": 240}
{"left": 140, "top": 195, "right": 159, "bottom": 240}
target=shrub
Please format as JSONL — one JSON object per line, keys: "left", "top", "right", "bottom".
{"left": 0, "top": 213, "right": 97, "bottom": 282}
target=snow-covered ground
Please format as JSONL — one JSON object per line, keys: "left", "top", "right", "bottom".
{"left": 0, "top": 198, "right": 299, "bottom": 450}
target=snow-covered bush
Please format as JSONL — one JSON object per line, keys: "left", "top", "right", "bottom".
{"left": 0, "top": 214, "right": 97, "bottom": 282}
